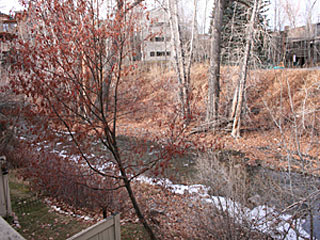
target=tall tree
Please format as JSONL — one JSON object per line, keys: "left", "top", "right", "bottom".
{"left": 206, "top": 0, "right": 228, "bottom": 125}
{"left": 206, "top": 0, "right": 269, "bottom": 134}
{"left": 186, "top": 0, "right": 197, "bottom": 96}
{"left": 10, "top": 0, "right": 178, "bottom": 239}
{"left": 231, "top": 0, "right": 263, "bottom": 138}
{"left": 211, "top": 0, "right": 270, "bottom": 66}
{"left": 167, "top": 0, "right": 196, "bottom": 123}
{"left": 305, "top": 0, "right": 318, "bottom": 65}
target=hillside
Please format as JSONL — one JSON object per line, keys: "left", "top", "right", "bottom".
{"left": 120, "top": 64, "right": 320, "bottom": 175}
{"left": 3, "top": 64, "right": 319, "bottom": 239}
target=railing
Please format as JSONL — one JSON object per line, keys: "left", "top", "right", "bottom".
{"left": 67, "top": 213, "right": 121, "bottom": 240}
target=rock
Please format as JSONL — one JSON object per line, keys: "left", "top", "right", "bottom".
{"left": 248, "top": 194, "right": 261, "bottom": 206}
{"left": 149, "top": 208, "right": 165, "bottom": 216}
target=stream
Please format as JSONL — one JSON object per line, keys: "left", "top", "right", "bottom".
{"left": 25, "top": 133, "right": 320, "bottom": 239}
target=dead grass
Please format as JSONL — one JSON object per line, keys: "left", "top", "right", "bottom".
{"left": 120, "top": 64, "right": 320, "bottom": 174}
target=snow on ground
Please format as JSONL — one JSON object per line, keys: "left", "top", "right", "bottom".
{"left": 20, "top": 135, "right": 311, "bottom": 239}
{"left": 136, "top": 176, "right": 310, "bottom": 240}
{"left": 45, "top": 199, "right": 94, "bottom": 221}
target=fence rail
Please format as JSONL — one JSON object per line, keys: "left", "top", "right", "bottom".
{"left": 67, "top": 213, "right": 120, "bottom": 240}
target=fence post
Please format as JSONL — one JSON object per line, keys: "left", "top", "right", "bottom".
{"left": 0, "top": 156, "right": 12, "bottom": 217}
{"left": 114, "top": 213, "right": 120, "bottom": 240}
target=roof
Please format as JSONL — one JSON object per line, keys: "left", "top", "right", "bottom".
{"left": 0, "top": 12, "right": 10, "bottom": 18}
{"left": 0, "top": 32, "right": 17, "bottom": 40}
{"left": 3, "top": 19, "right": 17, "bottom": 24}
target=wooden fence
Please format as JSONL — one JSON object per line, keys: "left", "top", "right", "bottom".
{"left": 0, "top": 154, "right": 121, "bottom": 240}
{"left": 0, "top": 216, "right": 25, "bottom": 240}
{"left": 0, "top": 156, "right": 12, "bottom": 217}
{"left": 67, "top": 213, "right": 121, "bottom": 240}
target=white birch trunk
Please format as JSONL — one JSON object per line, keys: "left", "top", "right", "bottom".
{"left": 167, "top": 0, "right": 191, "bottom": 121}
{"left": 231, "top": 0, "right": 261, "bottom": 138}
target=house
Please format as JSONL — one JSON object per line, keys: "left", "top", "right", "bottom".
{"left": 142, "top": 7, "right": 173, "bottom": 62}
{"left": 271, "top": 23, "right": 320, "bottom": 67}
{"left": 0, "top": 13, "right": 18, "bottom": 65}
{"left": 285, "top": 23, "right": 320, "bottom": 67}
{"left": 0, "top": 13, "right": 19, "bottom": 86}
{"left": 141, "top": 6, "right": 211, "bottom": 64}
{"left": 0, "top": 11, "right": 30, "bottom": 86}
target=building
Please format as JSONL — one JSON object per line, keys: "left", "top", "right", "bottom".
{"left": 0, "top": 13, "right": 19, "bottom": 86}
{"left": 271, "top": 23, "right": 320, "bottom": 67}
{"left": 0, "top": 11, "right": 30, "bottom": 85}
{"left": 142, "top": 7, "right": 173, "bottom": 62}
{"left": 0, "top": 13, "right": 18, "bottom": 66}
{"left": 285, "top": 23, "right": 320, "bottom": 67}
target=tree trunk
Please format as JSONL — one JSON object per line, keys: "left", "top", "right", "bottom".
{"left": 123, "top": 177, "right": 157, "bottom": 240}
{"left": 206, "top": 0, "right": 226, "bottom": 125}
{"left": 167, "top": 0, "right": 191, "bottom": 122}
{"left": 186, "top": 0, "right": 197, "bottom": 80}
{"left": 185, "top": 0, "right": 198, "bottom": 119}
{"left": 231, "top": 0, "right": 261, "bottom": 138}
{"left": 111, "top": 2, "right": 158, "bottom": 239}
{"left": 113, "top": 147, "right": 158, "bottom": 240}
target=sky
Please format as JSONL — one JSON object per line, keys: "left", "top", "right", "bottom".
{"left": 1, "top": 0, "right": 320, "bottom": 32}
{"left": 0, "top": 0, "right": 23, "bottom": 13}
{"left": 195, "top": 0, "right": 320, "bottom": 32}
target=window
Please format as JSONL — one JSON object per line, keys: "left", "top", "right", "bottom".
{"left": 150, "top": 51, "right": 171, "bottom": 58}
{"left": 155, "top": 37, "right": 165, "bottom": 42}
{"left": 3, "top": 23, "right": 9, "bottom": 32}
{"left": 10, "top": 23, "right": 17, "bottom": 29}
{"left": 156, "top": 51, "right": 165, "bottom": 56}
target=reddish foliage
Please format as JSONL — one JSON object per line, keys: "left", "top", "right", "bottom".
{"left": 9, "top": 139, "right": 125, "bottom": 214}
{"left": 7, "top": 1, "right": 200, "bottom": 239}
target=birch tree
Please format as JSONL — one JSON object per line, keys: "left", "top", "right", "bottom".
{"left": 187, "top": 0, "right": 198, "bottom": 86}
{"left": 167, "top": 0, "right": 197, "bottom": 123}
{"left": 231, "top": 0, "right": 262, "bottom": 138}
{"left": 305, "top": 0, "right": 318, "bottom": 65}
{"left": 282, "top": 0, "right": 299, "bottom": 28}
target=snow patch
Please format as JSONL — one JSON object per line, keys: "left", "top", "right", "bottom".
{"left": 50, "top": 204, "right": 93, "bottom": 221}
{"left": 136, "top": 176, "right": 310, "bottom": 240}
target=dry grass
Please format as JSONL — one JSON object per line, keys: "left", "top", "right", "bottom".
{"left": 119, "top": 64, "right": 320, "bottom": 174}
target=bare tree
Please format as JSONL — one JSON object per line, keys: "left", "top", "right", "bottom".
{"left": 305, "top": 0, "right": 318, "bottom": 65}
{"left": 203, "top": 0, "right": 209, "bottom": 33}
{"left": 281, "top": 0, "right": 299, "bottom": 29}
{"left": 231, "top": 0, "right": 262, "bottom": 138}
{"left": 167, "top": 0, "right": 197, "bottom": 123}
{"left": 206, "top": 0, "right": 227, "bottom": 126}
{"left": 186, "top": 0, "right": 198, "bottom": 87}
